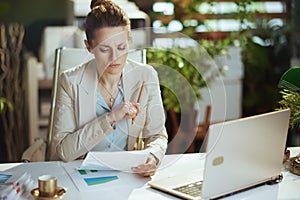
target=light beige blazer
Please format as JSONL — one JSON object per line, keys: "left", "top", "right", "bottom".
{"left": 52, "top": 58, "right": 168, "bottom": 162}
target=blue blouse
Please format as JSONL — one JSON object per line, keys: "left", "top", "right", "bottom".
{"left": 91, "top": 81, "right": 128, "bottom": 151}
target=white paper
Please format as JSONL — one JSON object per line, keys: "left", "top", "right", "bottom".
{"left": 63, "top": 161, "right": 150, "bottom": 195}
{"left": 80, "top": 150, "right": 150, "bottom": 172}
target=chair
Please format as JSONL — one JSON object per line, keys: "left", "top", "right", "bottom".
{"left": 22, "top": 47, "right": 147, "bottom": 162}
{"left": 47, "top": 47, "right": 92, "bottom": 161}
{"left": 166, "top": 104, "right": 211, "bottom": 154}
{"left": 188, "top": 105, "right": 211, "bottom": 153}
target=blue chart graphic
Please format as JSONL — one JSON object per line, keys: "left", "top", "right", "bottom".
{"left": 0, "top": 174, "right": 12, "bottom": 183}
{"left": 84, "top": 176, "right": 118, "bottom": 186}
{"left": 77, "top": 169, "right": 118, "bottom": 186}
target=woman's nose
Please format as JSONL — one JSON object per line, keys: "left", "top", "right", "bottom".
{"left": 110, "top": 48, "right": 118, "bottom": 61}
{"left": 111, "top": 48, "right": 126, "bottom": 61}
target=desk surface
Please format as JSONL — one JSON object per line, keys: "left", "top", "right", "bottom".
{"left": 1, "top": 147, "right": 300, "bottom": 200}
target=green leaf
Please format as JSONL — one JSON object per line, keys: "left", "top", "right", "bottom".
{"left": 146, "top": 46, "right": 218, "bottom": 113}
{"left": 278, "top": 90, "right": 300, "bottom": 129}
{"left": 0, "top": 97, "right": 13, "bottom": 113}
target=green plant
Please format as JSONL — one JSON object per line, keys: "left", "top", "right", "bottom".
{"left": 198, "top": 38, "right": 231, "bottom": 57}
{"left": 150, "top": 0, "right": 255, "bottom": 56}
{"left": 278, "top": 90, "right": 300, "bottom": 129}
{"left": 0, "top": 97, "right": 13, "bottom": 113}
{"left": 242, "top": 19, "right": 291, "bottom": 116}
{"left": 146, "top": 45, "right": 219, "bottom": 113}
{"left": 196, "top": 0, "right": 255, "bottom": 57}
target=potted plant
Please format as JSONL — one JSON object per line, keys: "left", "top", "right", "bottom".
{"left": 278, "top": 90, "right": 300, "bottom": 130}
{"left": 277, "top": 66, "right": 300, "bottom": 135}
{"left": 277, "top": 66, "right": 300, "bottom": 176}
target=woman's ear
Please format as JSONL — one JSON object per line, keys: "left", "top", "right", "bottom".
{"left": 84, "top": 39, "right": 92, "bottom": 52}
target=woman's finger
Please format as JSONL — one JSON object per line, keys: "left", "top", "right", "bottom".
{"left": 131, "top": 156, "right": 157, "bottom": 177}
{"left": 131, "top": 165, "right": 156, "bottom": 177}
{"left": 132, "top": 102, "right": 141, "bottom": 114}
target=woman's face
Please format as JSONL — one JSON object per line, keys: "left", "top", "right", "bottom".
{"left": 85, "top": 26, "right": 129, "bottom": 76}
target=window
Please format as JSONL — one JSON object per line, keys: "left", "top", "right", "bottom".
{"left": 151, "top": 0, "right": 287, "bottom": 42}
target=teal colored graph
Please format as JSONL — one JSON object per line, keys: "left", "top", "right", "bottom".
{"left": 78, "top": 169, "right": 99, "bottom": 175}
{"left": 84, "top": 176, "right": 118, "bottom": 186}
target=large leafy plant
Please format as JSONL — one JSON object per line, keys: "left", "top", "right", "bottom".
{"left": 278, "top": 90, "right": 300, "bottom": 129}
{"left": 146, "top": 45, "right": 219, "bottom": 113}
{"left": 242, "top": 19, "right": 290, "bottom": 116}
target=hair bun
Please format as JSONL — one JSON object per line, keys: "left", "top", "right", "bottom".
{"left": 90, "top": 0, "right": 109, "bottom": 9}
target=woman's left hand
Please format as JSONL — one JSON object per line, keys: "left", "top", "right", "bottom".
{"left": 131, "top": 154, "right": 158, "bottom": 177}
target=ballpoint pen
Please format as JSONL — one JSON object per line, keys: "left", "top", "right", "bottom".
{"left": 132, "top": 81, "right": 145, "bottom": 124}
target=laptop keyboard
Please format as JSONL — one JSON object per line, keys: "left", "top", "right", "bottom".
{"left": 173, "top": 181, "right": 202, "bottom": 197}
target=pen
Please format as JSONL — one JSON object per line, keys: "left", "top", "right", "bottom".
{"left": 132, "top": 81, "right": 145, "bottom": 124}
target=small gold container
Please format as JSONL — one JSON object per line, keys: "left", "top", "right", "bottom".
{"left": 289, "top": 156, "right": 300, "bottom": 176}
{"left": 31, "top": 174, "right": 66, "bottom": 199}
{"left": 38, "top": 175, "right": 57, "bottom": 197}
{"left": 285, "top": 156, "right": 300, "bottom": 176}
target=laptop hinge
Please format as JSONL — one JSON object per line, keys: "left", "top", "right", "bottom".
{"left": 211, "top": 173, "right": 283, "bottom": 200}
{"left": 266, "top": 173, "right": 283, "bottom": 185}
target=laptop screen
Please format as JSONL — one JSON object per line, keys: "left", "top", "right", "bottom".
{"left": 201, "top": 109, "right": 290, "bottom": 199}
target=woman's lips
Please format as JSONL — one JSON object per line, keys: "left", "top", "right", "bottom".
{"left": 110, "top": 63, "right": 120, "bottom": 68}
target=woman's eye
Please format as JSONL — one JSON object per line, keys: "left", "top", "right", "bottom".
{"left": 99, "top": 47, "right": 110, "bottom": 53}
{"left": 118, "top": 44, "right": 127, "bottom": 51}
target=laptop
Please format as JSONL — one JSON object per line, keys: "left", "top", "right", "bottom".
{"left": 148, "top": 109, "right": 290, "bottom": 200}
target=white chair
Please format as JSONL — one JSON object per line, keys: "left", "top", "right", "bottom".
{"left": 22, "top": 47, "right": 147, "bottom": 162}
{"left": 46, "top": 47, "right": 92, "bottom": 161}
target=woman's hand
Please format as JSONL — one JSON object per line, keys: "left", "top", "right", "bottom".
{"left": 108, "top": 101, "right": 140, "bottom": 123}
{"left": 131, "top": 154, "right": 158, "bottom": 177}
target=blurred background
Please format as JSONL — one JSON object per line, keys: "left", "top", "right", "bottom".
{"left": 0, "top": 0, "right": 299, "bottom": 162}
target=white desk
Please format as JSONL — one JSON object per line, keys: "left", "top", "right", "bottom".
{"left": 1, "top": 147, "right": 299, "bottom": 200}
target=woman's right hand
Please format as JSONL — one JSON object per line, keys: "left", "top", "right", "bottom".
{"left": 108, "top": 101, "right": 140, "bottom": 123}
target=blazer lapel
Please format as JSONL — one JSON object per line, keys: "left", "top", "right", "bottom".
{"left": 77, "top": 60, "right": 98, "bottom": 126}
{"left": 122, "top": 62, "right": 144, "bottom": 149}
{"left": 122, "top": 62, "right": 141, "bottom": 102}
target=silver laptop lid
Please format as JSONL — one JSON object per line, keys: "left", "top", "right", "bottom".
{"left": 201, "top": 109, "right": 290, "bottom": 199}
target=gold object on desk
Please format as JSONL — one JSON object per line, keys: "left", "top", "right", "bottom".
{"left": 31, "top": 175, "right": 66, "bottom": 199}
{"left": 31, "top": 187, "right": 66, "bottom": 200}
{"left": 38, "top": 175, "right": 57, "bottom": 197}
{"left": 285, "top": 156, "right": 300, "bottom": 176}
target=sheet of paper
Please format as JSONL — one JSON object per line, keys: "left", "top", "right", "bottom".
{"left": 63, "top": 161, "right": 150, "bottom": 194}
{"left": 80, "top": 150, "right": 150, "bottom": 172}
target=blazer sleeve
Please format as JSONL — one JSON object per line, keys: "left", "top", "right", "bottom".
{"left": 53, "top": 72, "right": 114, "bottom": 162}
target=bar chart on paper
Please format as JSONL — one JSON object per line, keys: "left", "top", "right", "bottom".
{"left": 83, "top": 176, "right": 118, "bottom": 186}
{"left": 77, "top": 169, "right": 118, "bottom": 186}
{"left": 63, "top": 161, "right": 150, "bottom": 193}
{"left": 63, "top": 163, "right": 121, "bottom": 191}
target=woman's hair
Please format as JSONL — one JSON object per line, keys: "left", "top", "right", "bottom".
{"left": 84, "top": 0, "right": 131, "bottom": 45}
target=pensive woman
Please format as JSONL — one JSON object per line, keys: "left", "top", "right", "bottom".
{"left": 52, "top": 0, "right": 168, "bottom": 177}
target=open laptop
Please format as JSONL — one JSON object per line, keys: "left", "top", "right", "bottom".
{"left": 148, "top": 109, "right": 290, "bottom": 200}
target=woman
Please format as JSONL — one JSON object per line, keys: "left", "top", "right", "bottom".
{"left": 52, "top": 0, "right": 168, "bottom": 177}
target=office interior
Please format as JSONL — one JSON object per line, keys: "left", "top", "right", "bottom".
{"left": 0, "top": 0, "right": 299, "bottom": 163}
